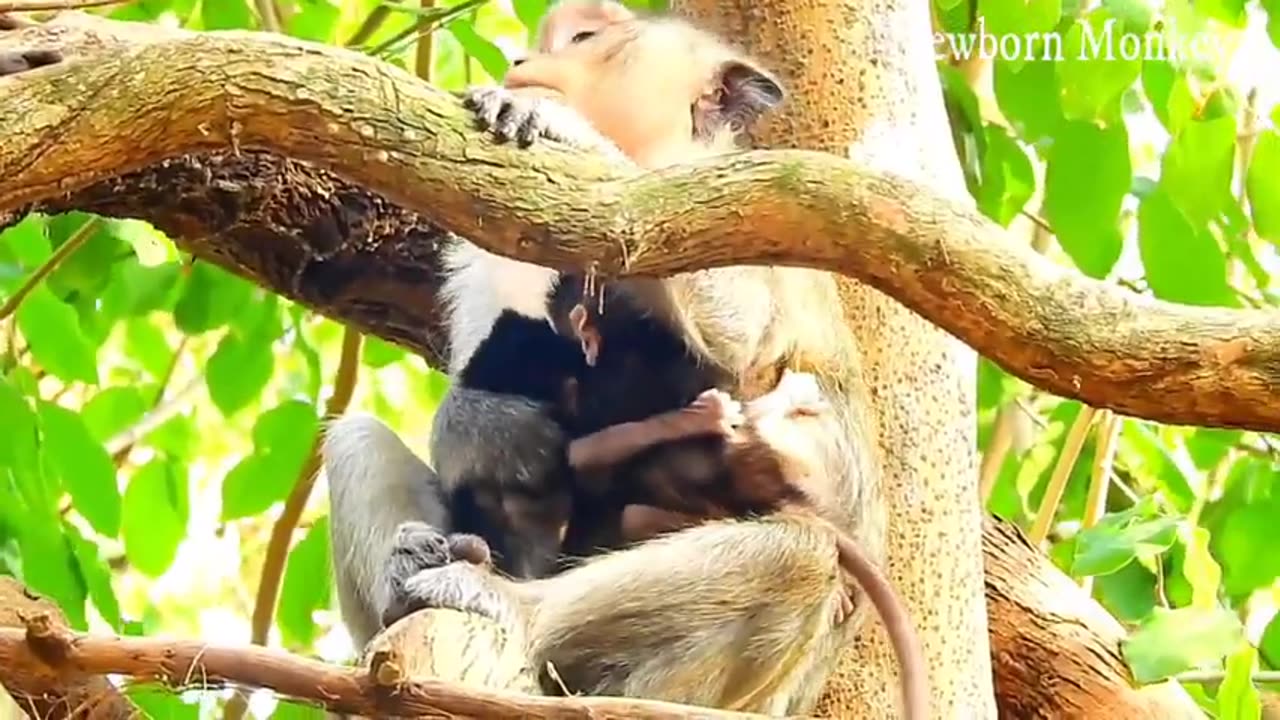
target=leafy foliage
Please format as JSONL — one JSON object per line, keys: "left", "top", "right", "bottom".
{"left": 0, "top": 0, "right": 1276, "bottom": 717}
{"left": 943, "top": 0, "right": 1280, "bottom": 714}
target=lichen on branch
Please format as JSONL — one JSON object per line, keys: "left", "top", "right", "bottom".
{"left": 1, "top": 12, "right": 1278, "bottom": 432}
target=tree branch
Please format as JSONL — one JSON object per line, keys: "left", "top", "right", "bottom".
{"left": 0, "top": 608, "right": 775, "bottom": 720}
{"left": 2, "top": 14, "right": 1278, "bottom": 432}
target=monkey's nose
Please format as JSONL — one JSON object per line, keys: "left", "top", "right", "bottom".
{"left": 510, "top": 55, "right": 528, "bottom": 67}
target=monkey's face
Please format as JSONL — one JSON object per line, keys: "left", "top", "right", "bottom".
{"left": 506, "top": 19, "right": 784, "bottom": 168}
{"left": 535, "top": 0, "right": 636, "bottom": 53}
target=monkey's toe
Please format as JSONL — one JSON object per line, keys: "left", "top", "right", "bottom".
{"left": 0, "top": 48, "right": 62, "bottom": 77}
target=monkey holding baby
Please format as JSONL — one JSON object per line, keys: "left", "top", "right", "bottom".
{"left": 323, "top": 1, "right": 928, "bottom": 717}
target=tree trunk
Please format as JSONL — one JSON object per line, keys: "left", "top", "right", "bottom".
{"left": 671, "top": 0, "right": 992, "bottom": 716}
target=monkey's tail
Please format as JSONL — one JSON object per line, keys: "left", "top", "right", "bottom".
{"left": 834, "top": 535, "right": 930, "bottom": 720}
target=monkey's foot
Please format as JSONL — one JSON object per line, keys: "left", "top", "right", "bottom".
{"left": 833, "top": 584, "right": 856, "bottom": 626}
{"left": 461, "top": 86, "right": 628, "bottom": 160}
{"left": 380, "top": 522, "right": 506, "bottom": 628}
{"left": 0, "top": 47, "right": 62, "bottom": 76}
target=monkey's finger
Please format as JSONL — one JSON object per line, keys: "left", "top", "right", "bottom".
{"left": 467, "top": 89, "right": 506, "bottom": 133}
{"left": 495, "top": 102, "right": 539, "bottom": 145}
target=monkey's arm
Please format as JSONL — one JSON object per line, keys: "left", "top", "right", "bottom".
{"left": 567, "top": 389, "right": 742, "bottom": 472}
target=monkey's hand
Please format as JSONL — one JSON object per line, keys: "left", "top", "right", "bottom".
{"left": 461, "top": 86, "right": 628, "bottom": 161}
{"left": 379, "top": 521, "right": 509, "bottom": 628}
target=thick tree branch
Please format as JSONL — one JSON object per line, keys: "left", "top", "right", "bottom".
{"left": 1, "top": 15, "right": 1278, "bottom": 433}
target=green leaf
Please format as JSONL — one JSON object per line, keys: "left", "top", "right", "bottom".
{"left": 80, "top": 386, "right": 148, "bottom": 444}
{"left": 125, "top": 685, "right": 200, "bottom": 720}
{"left": 1044, "top": 121, "right": 1129, "bottom": 277}
{"left": 173, "top": 262, "right": 254, "bottom": 335}
{"left": 278, "top": 516, "right": 332, "bottom": 648}
{"left": 1260, "top": 613, "right": 1280, "bottom": 669}
{"left": 448, "top": 18, "right": 509, "bottom": 81}
{"left": 1137, "top": 186, "right": 1234, "bottom": 307}
{"left": 1186, "top": 428, "right": 1241, "bottom": 471}
{"left": 1161, "top": 116, "right": 1236, "bottom": 228}
{"left": 976, "top": 124, "right": 1035, "bottom": 226}
{"left": 16, "top": 285, "right": 99, "bottom": 384}
{"left": 65, "top": 524, "right": 122, "bottom": 631}
{"left": 221, "top": 401, "right": 319, "bottom": 521}
{"left": 1197, "top": 0, "right": 1247, "bottom": 27}
{"left": 123, "top": 316, "right": 174, "bottom": 380}
{"left": 45, "top": 217, "right": 125, "bottom": 301}
{"left": 1094, "top": 560, "right": 1158, "bottom": 623}
{"left": 1213, "top": 501, "right": 1280, "bottom": 596}
{"left": 1056, "top": 11, "right": 1142, "bottom": 122}
{"left": 18, "top": 515, "right": 87, "bottom": 628}
{"left": 203, "top": 0, "right": 254, "bottom": 29}
{"left": 100, "top": 260, "right": 182, "bottom": 318}
{"left": 271, "top": 702, "right": 327, "bottom": 720}
{"left": 1219, "top": 644, "right": 1261, "bottom": 720}
{"left": 512, "top": 0, "right": 549, "bottom": 32}
{"left": 122, "top": 459, "right": 188, "bottom": 578}
{"left": 1124, "top": 606, "right": 1244, "bottom": 683}
{"left": 38, "top": 402, "right": 121, "bottom": 537}
{"left": 1247, "top": 130, "right": 1280, "bottom": 244}
{"left": 206, "top": 331, "right": 275, "bottom": 417}
{"left": 994, "top": 57, "right": 1063, "bottom": 144}
{"left": 362, "top": 335, "right": 408, "bottom": 368}
{"left": 1, "top": 214, "right": 51, "bottom": 266}
{"left": 288, "top": 0, "right": 341, "bottom": 42}
{"left": 0, "top": 376, "right": 40, "bottom": 479}
{"left": 1071, "top": 499, "right": 1178, "bottom": 576}
{"left": 1181, "top": 526, "right": 1222, "bottom": 609}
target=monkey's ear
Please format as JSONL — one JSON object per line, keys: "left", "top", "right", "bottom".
{"left": 716, "top": 60, "right": 785, "bottom": 127}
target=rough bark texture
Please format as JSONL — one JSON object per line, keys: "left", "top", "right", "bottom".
{"left": 0, "top": 587, "right": 771, "bottom": 720}
{"left": 0, "top": 577, "right": 136, "bottom": 720}
{"left": 983, "top": 518, "right": 1202, "bottom": 719}
{"left": 671, "top": 0, "right": 991, "bottom": 716}
{"left": 3, "top": 15, "right": 1280, "bottom": 431}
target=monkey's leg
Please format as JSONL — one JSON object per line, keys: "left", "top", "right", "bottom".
{"left": 532, "top": 516, "right": 848, "bottom": 714}
{"left": 323, "top": 414, "right": 453, "bottom": 648}
{"left": 389, "top": 515, "right": 847, "bottom": 714}
{"left": 429, "top": 384, "right": 573, "bottom": 578}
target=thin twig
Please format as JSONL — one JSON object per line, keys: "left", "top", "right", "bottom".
{"left": 1079, "top": 411, "right": 1120, "bottom": 593}
{"left": 0, "top": 218, "right": 98, "bottom": 321}
{"left": 345, "top": 5, "right": 390, "bottom": 47}
{"left": 1029, "top": 406, "right": 1099, "bottom": 545}
{"left": 253, "top": 0, "right": 281, "bottom": 33}
{"left": 0, "top": 0, "right": 127, "bottom": 11}
{"left": 979, "top": 405, "right": 1017, "bottom": 504}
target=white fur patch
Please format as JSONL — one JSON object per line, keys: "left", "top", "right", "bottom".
{"left": 440, "top": 241, "right": 559, "bottom": 374}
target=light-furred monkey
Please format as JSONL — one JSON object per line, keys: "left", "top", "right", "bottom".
{"left": 323, "top": 3, "right": 895, "bottom": 715}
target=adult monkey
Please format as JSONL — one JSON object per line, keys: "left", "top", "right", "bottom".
{"left": 323, "top": 3, "right": 891, "bottom": 714}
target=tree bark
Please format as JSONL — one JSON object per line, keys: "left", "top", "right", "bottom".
{"left": 0, "top": 578, "right": 135, "bottom": 720}
{"left": 670, "top": 0, "right": 991, "bottom": 715}
{"left": 2, "top": 15, "right": 1280, "bottom": 432}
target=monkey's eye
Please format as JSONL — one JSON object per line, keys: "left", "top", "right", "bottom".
{"left": 571, "top": 30, "right": 596, "bottom": 43}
